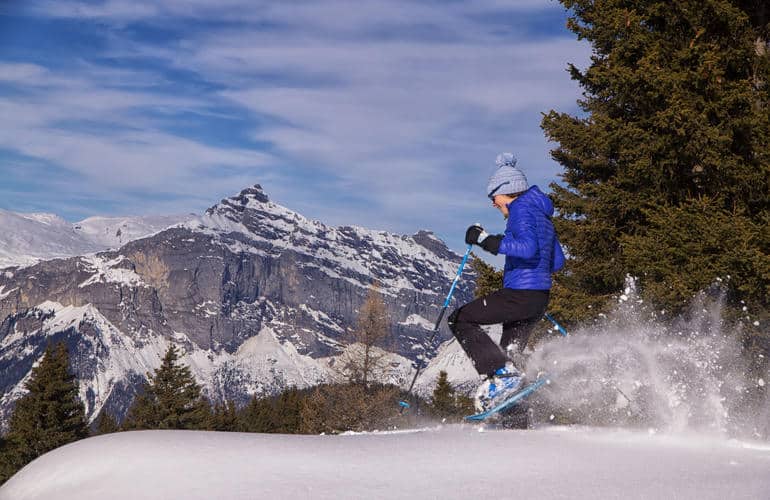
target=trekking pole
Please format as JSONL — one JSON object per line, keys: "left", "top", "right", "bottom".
{"left": 399, "top": 244, "right": 473, "bottom": 412}
{"left": 544, "top": 313, "right": 568, "bottom": 337}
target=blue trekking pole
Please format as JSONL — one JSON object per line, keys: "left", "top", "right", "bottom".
{"left": 544, "top": 313, "right": 568, "bottom": 337}
{"left": 399, "top": 244, "right": 473, "bottom": 412}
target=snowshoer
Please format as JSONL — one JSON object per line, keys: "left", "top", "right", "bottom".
{"left": 448, "top": 153, "right": 565, "bottom": 411}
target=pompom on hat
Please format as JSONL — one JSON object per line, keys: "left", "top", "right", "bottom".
{"left": 486, "top": 153, "right": 528, "bottom": 199}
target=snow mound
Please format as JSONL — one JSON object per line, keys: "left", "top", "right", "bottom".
{"left": 1, "top": 428, "right": 769, "bottom": 500}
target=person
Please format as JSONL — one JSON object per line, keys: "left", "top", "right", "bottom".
{"left": 447, "top": 153, "right": 565, "bottom": 411}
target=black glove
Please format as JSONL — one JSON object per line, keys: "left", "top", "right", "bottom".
{"left": 465, "top": 224, "right": 485, "bottom": 245}
{"left": 465, "top": 224, "right": 502, "bottom": 255}
{"left": 479, "top": 234, "right": 502, "bottom": 255}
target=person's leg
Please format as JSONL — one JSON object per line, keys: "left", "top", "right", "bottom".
{"left": 499, "top": 290, "right": 550, "bottom": 357}
{"left": 448, "top": 288, "right": 531, "bottom": 376}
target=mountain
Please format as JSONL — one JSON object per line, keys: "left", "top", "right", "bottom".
{"left": 0, "top": 209, "right": 194, "bottom": 269}
{"left": 0, "top": 185, "right": 475, "bottom": 424}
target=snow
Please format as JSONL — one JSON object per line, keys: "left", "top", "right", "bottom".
{"left": 0, "top": 209, "right": 192, "bottom": 269}
{"left": 78, "top": 255, "right": 147, "bottom": 288}
{"left": 187, "top": 189, "right": 462, "bottom": 298}
{"left": 74, "top": 214, "right": 195, "bottom": 248}
{"left": 0, "top": 285, "right": 17, "bottom": 300}
{"left": 399, "top": 314, "right": 434, "bottom": 330}
{"left": 1, "top": 427, "right": 769, "bottom": 500}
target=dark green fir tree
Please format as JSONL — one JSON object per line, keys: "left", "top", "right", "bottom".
{"left": 209, "top": 400, "right": 239, "bottom": 432}
{"left": 0, "top": 342, "right": 88, "bottom": 484}
{"left": 239, "top": 394, "right": 276, "bottom": 433}
{"left": 429, "top": 371, "right": 475, "bottom": 421}
{"left": 469, "top": 255, "right": 503, "bottom": 298}
{"left": 542, "top": 1, "right": 769, "bottom": 322}
{"left": 94, "top": 408, "right": 120, "bottom": 435}
{"left": 122, "top": 345, "right": 210, "bottom": 430}
{"left": 430, "top": 371, "right": 458, "bottom": 419}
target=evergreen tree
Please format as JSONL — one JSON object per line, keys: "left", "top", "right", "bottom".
{"left": 272, "top": 387, "right": 303, "bottom": 434}
{"left": 430, "top": 371, "right": 475, "bottom": 421}
{"left": 94, "top": 408, "right": 120, "bottom": 435}
{"left": 542, "top": 0, "right": 770, "bottom": 320}
{"left": 430, "top": 371, "right": 458, "bottom": 419}
{"left": 0, "top": 342, "right": 88, "bottom": 483}
{"left": 209, "top": 400, "right": 239, "bottom": 432}
{"left": 238, "top": 395, "right": 275, "bottom": 433}
{"left": 122, "top": 345, "right": 210, "bottom": 430}
{"left": 469, "top": 255, "right": 503, "bottom": 298}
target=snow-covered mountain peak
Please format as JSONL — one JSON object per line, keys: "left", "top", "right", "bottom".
{"left": 0, "top": 182, "right": 476, "bottom": 424}
{"left": 191, "top": 183, "right": 466, "bottom": 296}
{"left": 205, "top": 184, "right": 271, "bottom": 217}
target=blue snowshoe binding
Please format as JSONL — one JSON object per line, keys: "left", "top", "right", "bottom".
{"left": 474, "top": 364, "right": 523, "bottom": 413}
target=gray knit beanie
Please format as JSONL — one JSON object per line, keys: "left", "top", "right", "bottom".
{"left": 486, "top": 153, "right": 528, "bottom": 198}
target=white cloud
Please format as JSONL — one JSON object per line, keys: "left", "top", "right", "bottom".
{"left": 2, "top": 0, "right": 590, "bottom": 243}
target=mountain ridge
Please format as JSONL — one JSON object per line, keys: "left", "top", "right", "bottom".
{"left": 0, "top": 183, "right": 477, "bottom": 424}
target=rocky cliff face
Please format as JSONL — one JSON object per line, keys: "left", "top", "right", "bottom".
{"left": 0, "top": 185, "right": 476, "bottom": 424}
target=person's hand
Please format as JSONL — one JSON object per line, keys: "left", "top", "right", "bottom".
{"left": 465, "top": 224, "right": 486, "bottom": 245}
{"left": 465, "top": 224, "right": 502, "bottom": 255}
{"left": 479, "top": 234, "right": 502, "bottom": 255}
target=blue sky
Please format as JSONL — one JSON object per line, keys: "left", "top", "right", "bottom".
{"left": 0, "top": 0, "right": 590, "bottom": 256}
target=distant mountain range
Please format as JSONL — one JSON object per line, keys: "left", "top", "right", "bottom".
{"left": 0, "top": 185, "right": 477, "bottom": 425}
{"left": 0, "top": 209, "right": 196, "bottom": 269}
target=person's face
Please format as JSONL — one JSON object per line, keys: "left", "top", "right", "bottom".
{"left": 491, "top": 194, "right": 515, "bottom": 219}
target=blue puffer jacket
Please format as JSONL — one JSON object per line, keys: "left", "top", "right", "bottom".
{"left": 497, "top": 186, "right": 565, "bottom": 290}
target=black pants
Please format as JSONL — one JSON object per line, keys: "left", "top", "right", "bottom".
{"left": 447, "top": 288, "right": 549, "bottom": 377}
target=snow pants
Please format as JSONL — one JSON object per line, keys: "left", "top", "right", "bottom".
{"left": 447, "top": 288, "right": 549, "bottom": 377}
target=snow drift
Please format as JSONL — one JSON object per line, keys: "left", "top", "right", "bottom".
{"left": 1, "top": 427, "right": 769, "bottom": 500}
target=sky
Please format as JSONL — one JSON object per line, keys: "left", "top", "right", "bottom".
{"left": 0, "top": 0, "right": 591, "bottom": 256}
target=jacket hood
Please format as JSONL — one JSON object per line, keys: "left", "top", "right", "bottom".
{"left": 514, "top": 185, "right": 554, "bottom": 217}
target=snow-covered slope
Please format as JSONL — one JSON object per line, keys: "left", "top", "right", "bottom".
{"left": 0, "top": 298, "right": 442, "bottom": 423}
{"left": 0, "top": 210, "right": 101, "bottom": 268}
{"left": 0, "top": 209, "right": 193, "bottom": 269}
{"left": 73, "top": 214, "right": 195, "bottom": 248}
{"left": 2, "top": 427, "right": 769, "bottom": 500}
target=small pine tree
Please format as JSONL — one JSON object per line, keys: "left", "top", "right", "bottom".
{"left": 430, "top": 371, "right": 457, "bottom": 419}
{"left": 297, "top": 383, "right": 401, "bottom": 434}
{"left": 429, "top": 371, "right": 474, "bottom": 421}
{"left": 122, "top": 345, "right": 210, "bottom": 430}
{"left": 0, "top": 342, "right": 88, "bottom": 483}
